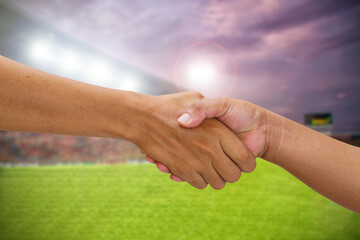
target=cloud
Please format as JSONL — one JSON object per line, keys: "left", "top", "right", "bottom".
{"left": 252, "top": 0, "right": 360, "bottom": 32}
{"left": 7, "top": 0, "right": 360, "bottom": 132}
{"left": 315, "top": 21, "right": 360, "bottom": 54}
{"left": 248, "top": 0, "right": 360, "bottom": 57}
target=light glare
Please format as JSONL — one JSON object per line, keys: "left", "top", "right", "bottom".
{"left": 29, "top": 39, "right": 53, "bottom": 62}
{"left": 118, "top": 74, "right": 140, "bottom": 92}
{"left": 87, "top": 60, "right": 113, "bottom": 85}
{"left": 60, "top": 50, "right": 80, "bottom": 73}
{"left": 185, "top": 61, "right": 217, "bottom": 88}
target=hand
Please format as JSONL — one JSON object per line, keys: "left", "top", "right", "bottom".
{"left": 178, "top": 98, "right": 269, "bottom": 157}
{"left": 136, "top": 92, "right": 256, "bottom": 189}
{"left": 146, "top": 98, "right": 268, "bottom": 181}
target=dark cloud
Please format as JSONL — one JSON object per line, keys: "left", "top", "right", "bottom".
{"left": 316, "top": 21, "right": 360, "bottom": 54}
{"left": 249, "top": 0, "right": 360, "bottom": 57}
{"left": 208, "top": 33, "right": 262, "bottom": 51}
{"left": 252, "top": 0, "right": 360, "bottom": 32}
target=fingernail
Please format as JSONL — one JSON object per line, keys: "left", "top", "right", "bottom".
{"left": 145, "top": 155, "right": 156, "bottom": 164}
{"left": 177, "top": 113, "right": 191, "bottom": 124}
{"left": 170, "top": 174, "right": 185, "bottom": 182}
{"left": 157, "top": 162, "right": 170, "bottom": 173}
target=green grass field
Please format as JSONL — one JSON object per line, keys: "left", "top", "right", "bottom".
{"left": 0, "top": 159, "right": 359, "bottom": 240}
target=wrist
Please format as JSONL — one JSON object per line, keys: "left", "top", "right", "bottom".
{"left": 98, "top": 89, "right": 154, "bottom": 144}
{"left": 262, "top": 109, "right": 285, "bottom": 164}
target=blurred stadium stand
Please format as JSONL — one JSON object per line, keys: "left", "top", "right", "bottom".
{"left": 0, "top": 1, "right": 180, "bottom": 166}
{"left": 0, "top": 131, "right": 143, "bottom": 166}
{"left": 332, "top": 134, "right": 360, "bottom": 148}
{"left": 1, "top": 131, "right": 358, "bottom": 166}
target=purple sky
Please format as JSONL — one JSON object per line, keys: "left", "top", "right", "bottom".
{"left": 10, "top": 0, "right": 360, "bottom": 132}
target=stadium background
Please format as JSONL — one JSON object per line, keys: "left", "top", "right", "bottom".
{"left": 1, "top": 1, "right": 360, "bottom": 239}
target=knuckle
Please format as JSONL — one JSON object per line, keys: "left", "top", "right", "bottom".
{"left": 236, "top": 148, "right": 250, "bottom": 165}
{"left": 234, "top": 149, "right": 257, "bottom": 173}
{"left": 239, "top": 148, "right": 250, "bottom": 160}
{"left": 205, "top": 148, "right": 219, "bottom": 161}
{"left": 213, "top": 97, "right": 230, "bottom": 114}
{"left": 192, "top": 143, "right": 217, "bottom": 162}
{"left": 189, "top": 100, "right": 203, "bottom": 112}
{"left": 189, "top": 90, "right": 204, "bottom": 99}
{"left": 173, "top": 163, "right": 190, "bottom": 176}
{"left": 218, "top": 97, "right": 230, "bottom": 107}
{"left": 193, "top": 158, "right": 210, "bottom": 171}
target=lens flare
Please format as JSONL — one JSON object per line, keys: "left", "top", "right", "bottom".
{"left": 29, "top": 39, "right": 53, "bottom": 63}
{"left": 86, "top": 59, "right": 113, "bottom": 85}
{"left": 118, "top": 73, "right": 140, "bottom": 92}
{"left": 60, "top": 50, "right": 80, "bottom": 73}
{"left": 174, "top": 41, "right": 237, "bottom": 97}
{"left": 185, "top": 61, "right": 217, "bottom": 89}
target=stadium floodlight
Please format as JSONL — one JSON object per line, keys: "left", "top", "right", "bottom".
{"left": 117, "top": 73, "right": 140, "bottom": 92}
{"left": 185, "top": 61, "right": 217, "bottom": 89}
{"left": 86, "top": 59, "right": 113, "bottom": 86}
{"left": 28, "top": 38, "right": 53, "bottom": 63}
{"left": 59, "top": 50, "right": 80, "bottom": 73}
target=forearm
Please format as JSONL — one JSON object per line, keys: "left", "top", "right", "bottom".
{"left": 264, "top": 111, "right": 360, "bottom": 213}
{"left": 0, "top": 56, "right": 148, "bottom": 142}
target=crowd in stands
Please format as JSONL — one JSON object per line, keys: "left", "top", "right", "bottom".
{"left": 0, "top": 131, "right": 359, "bottom": 166}
{"left": 0, "top": 131, "right": 142, "bottom": 166}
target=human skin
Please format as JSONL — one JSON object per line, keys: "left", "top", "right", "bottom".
{"left": 0, "top": 55, "right": 257, "bottom": 189}
{"left": 147, "top": 98, "right": 360, "bottom": 213}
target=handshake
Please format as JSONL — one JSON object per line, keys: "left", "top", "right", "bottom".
{"left": 1, "top": 55, "right": 358, "bottom": 211}
{"left": 128, "top": 91, "right": 274, "bottom": 190}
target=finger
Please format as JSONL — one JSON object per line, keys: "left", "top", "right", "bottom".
{"left": 220, "top": 134, "right": 256, "bottom": 173}
{"left": 156, "top": 162, "right": 171, "bottom": 173}
{"left": 170, "top": 174, "right": 185, "bottom": 182}
{"left": 157, "top": 162, "right": 170, "bottom": 172}
{"left": 147, "top": 157, "right": 172, "bottom": 174}
{"left": 186, "top": 173, "right": 207, "bottom": 189}
{"left": 157, "top": 162, "right": 170, "bottom": 173}
{"left": 177, "top": 98, "right": 230, "bottom": 128}
{"left": 202, "top": 167, "right": 226, "bottom": 190}
{"left": 145, "top": 155, "right": 156, "bottom": 164}
{"left": 212, "top": 150, "right": 242, "bottom": 183}
{"left": 169, "top": 164, "right": 207, "bottom": 189}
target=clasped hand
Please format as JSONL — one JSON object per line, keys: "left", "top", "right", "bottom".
{"left": 137, "top": 91, "right": 268, "bottom": 190}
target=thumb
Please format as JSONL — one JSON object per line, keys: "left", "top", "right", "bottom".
{"left": 177, "top": 98, "right": 230, "bottom": 128}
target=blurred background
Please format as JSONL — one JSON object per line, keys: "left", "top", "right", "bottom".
{"left": 0, "top": 0, "right": 359, "bottom": 240}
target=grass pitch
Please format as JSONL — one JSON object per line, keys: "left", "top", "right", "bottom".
{"left": 0, "top": 159, "right": 359, "bottom": 240}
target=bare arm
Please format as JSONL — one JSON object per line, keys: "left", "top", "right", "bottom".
{"left": 0, "top": 56, "right": 256, "bottom": 189}
{"left": 265, "top": 112, "right": 360, "bottom": 213}
{"left": 149, "top": 98, "right": 360, "bottom": 213}
{"left": 0, "top": 55, "right": 145, "bottom": 141}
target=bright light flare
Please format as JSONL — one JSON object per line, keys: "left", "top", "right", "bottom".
{"left": 28, "top": 39, "right": 53, "bottom": 63}
{"left": 60, "top": 50, "right": 80, "bottom": 73}
{"left": 87, "top": 59, "right": 113, "bottom": 85}
{"left": 174, "top": 41, "right": 238, "bottom": 97}
{"left": 118, "top": 73, "right": 140, "bottom": 92}
{"left": 185, "top": 61, "right": 217, "bottom": 89}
